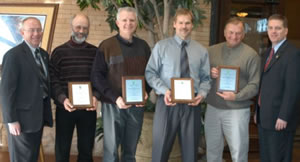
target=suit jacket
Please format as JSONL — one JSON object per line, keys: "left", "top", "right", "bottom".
{"left": 257, "top": 40, "right": 300, "bottom": 131}
{"left": 0, "top": 41, "right": 53, "bottom": 133}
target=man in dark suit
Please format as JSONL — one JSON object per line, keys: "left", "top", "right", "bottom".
{"left": 0, "top": 17, "right": 53, "bottom": 162}
{"left": 255, "top": 14, "right": 300, "bottom": 162}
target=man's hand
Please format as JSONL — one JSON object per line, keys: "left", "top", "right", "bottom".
{"left": 211, "top": 67, "right": 219, "bottom": 79}
{"left": 164, "top": 90, "right": 176, "bottom": 106}
{"left": 86, "top": 96, "right": 98, "bottom": 111}
{"left": 216, "top": 91, "right": 236, "bottom": 101}
{"left": 136, "top": 93, "right": 148, "bottom": 107}
{"left": 188, "top": 94, "right": 203, "bottom": 106}
{"left": 116, "top": 96, "right": 132, "bottom": 109}
{"left": 8, "top": 122, "right": 21, "bottom": 136}
{"left": 275, "top": 118, "right": 287, "bottom": 131}
{"left": 63, "top": 98, "right": 76, "bottom": 112}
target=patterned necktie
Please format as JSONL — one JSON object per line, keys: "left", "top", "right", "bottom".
{"left": 180, "top": 41, "right": 190, "bottom": 78}
{"left": 34, "top": 48, "right": 48, "bottom": 97}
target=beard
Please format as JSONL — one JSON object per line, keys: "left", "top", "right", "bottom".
{"left": 71, "top": 31, "right": 88, "bottom": 44}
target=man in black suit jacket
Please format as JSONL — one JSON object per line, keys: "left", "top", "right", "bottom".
{"left": 255, "top": 14, "right": 300, "bottom": 162}
{"left": 0, "top": 17, "right": 53, "bottom": 162}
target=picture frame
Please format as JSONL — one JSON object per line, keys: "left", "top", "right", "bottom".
{"left": 217, "top": 65, "right": 240, "bottom": 93}
{"left": 171, "top": 78, "right": 195, "bottom": 103}
{"left": 68, "top": 82, "right": 93, "bottom": 109}
{"left": 0, "top": 3, "right": 59, "bottom": 67}
{"left": 122, "top": 76, "right": 146, "bottom": 105}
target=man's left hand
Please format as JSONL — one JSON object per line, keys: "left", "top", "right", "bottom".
{"left": 275, "top": 118, "right": 287, "bottom": 131}
{"left": 216, "top": 91, "right": 236, "bottom": 101}
{"left": 86, "top": 96, "right": 98, "bottom": 111}
{"left": 188, "top": 94, "right": 203, "bottom": 106}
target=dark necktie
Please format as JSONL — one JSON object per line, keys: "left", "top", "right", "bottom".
{"left": 34, "top": 48, "right": 48, "bottom": 98}
{"left": 259, "top": 48, "right": 275, "bottom": 106}
{"left": 180, "top": 41, "right": 190, "bottom": 78}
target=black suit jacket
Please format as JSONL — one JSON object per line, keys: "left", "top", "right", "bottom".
{"left": 0, "top": 41, "right": 53, "bottom": 133}
{"left": 257, "top": 40, "right": 300, "bottom": 131}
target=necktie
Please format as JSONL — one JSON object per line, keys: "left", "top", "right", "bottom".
{"left": 264, "top": 48, "right": 274, "bottom": 71}
{"left": 34, "top": 48, "right": 48, "bottom": 98}
{"left": 180, "top": 41, "right": 190, "bottom": 78}
{"left": 259, "top": 48, "right": 275, "bottom": 106}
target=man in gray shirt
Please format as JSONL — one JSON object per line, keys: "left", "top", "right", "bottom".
{"left": 205, "top": 17, "right": 261, "bottom": 162}
{"left": 145, "top": 8, "right": 210, "bottom": 162}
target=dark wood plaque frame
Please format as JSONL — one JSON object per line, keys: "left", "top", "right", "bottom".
{"left": 171, "top": 78, "right": 195, "bottom": 103}
{"left": 122, "top": 76, "right": 146, "bottom": 105}
{"left": 68, "top": 81, "right": 93, "bottom": 109}
{"left": 217, "top": 65, "right": 240, "bottom": 93}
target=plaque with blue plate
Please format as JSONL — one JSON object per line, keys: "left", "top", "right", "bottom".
{"left": 122, "top": 76, "right": 146, "bottom": 105}
{"left": 217, "top": 66, "right": 240, "bottom": 93}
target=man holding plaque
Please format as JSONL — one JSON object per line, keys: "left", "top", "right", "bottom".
{"left": 205, "top": 17, "right": 261, "bottom": 162}
{"left": 91, "top": 7, "right": 151, "bottom": 162}
{"left": 0, "top": 17, "right": 53, "bottom": 162}
{"left": 49, "top": 13, "right": 98, "bottom": 162}
{"left": 255, "top": 14, "right": 300, "bottom": 162}
{"left": 145, "top": 8, "right": 211, "bottom": 162}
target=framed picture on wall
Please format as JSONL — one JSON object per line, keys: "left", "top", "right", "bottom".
{"left": 0, "top": 3, "right": 59, "bottom": 67}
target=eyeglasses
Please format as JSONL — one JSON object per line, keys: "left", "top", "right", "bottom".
{"left": 73, "top": 25, "right": 88, "bottom": 31}
{"left": 23, "top": 28, "right": 43, "bottom": 33}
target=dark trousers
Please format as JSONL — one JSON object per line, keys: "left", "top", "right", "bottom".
{"left": 55, "top": 108, "right": 96, "bottom": 162}
{"left": 102, "top": 103, "right": 144, "bottom": 162}
{"left": 152, "top": 95, "right": 201, "bottom": 162}
{"left": 6, "top": 125, "right": 43, "bottom": 162}
{"left": 258, "top": 124, "right": 295, "bottom": 162}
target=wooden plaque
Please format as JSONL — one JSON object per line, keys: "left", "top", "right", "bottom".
{"left": 68, "top": 81, "right": 93, "bottom": 109}
{"left": 122, "top": 76, "right": 146, "bottom": 105}
{"left": 171, "top": 78, "right": 195, "bottom": 103}
{"left": 217, "top": 65, "right": 240, "bottom": 93}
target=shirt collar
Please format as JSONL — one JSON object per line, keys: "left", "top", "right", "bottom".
{"left": 116, "top": 34, "right": 134, "bottom": 46}
{"left": 24, "top": 40, "right": 39, "bottom": 54}
{"left": 273, "top": 38, "right": 286, "bottom": 53}
{"left": 174, "top": 35, "right": 191, "bottom": 47}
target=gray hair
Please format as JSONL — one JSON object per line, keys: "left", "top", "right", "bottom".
{"left": 116, "top": 7, "right": 138, "bottom": 21}
{"left": 19, "top": 17, "right": 41, "bottom": 30}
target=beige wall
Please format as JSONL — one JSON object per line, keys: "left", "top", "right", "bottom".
{"left": 1, "top": 0, "right": 211, "bottom": 51}
{"left": 0, "top": 0, "right": 211, "bottom": 155}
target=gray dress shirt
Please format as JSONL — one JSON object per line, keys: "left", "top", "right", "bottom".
{"left": 145, "top": 35, "right": 211, "bottom": 98}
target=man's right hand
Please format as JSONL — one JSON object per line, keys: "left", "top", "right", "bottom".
{"left": 116, "top": 96, "right": 131, "bottom": 109}
{"left": 164, "top": 90, "right": 176, "bottom": 106}
{"left": 8, "top": 122, "right": 21, "bottom": 136}
{"left": 63, "top": 98, "right": 76, "bottom": 112}
{"left": 211, "top": 67, "right": 219, "bottom": 79}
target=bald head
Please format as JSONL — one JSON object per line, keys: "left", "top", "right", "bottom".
{"left": 70, "top": 13, "right": 90, "bottom": 44}
{"left": 71, "top": 13, "right": 90, "bottom": 27}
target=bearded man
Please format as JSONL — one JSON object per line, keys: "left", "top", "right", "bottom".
{"left": 49, "top": 13, "right": 99, "bottom": 162}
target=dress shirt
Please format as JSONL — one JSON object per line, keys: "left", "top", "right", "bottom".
{"left": 145, "top": 35, "right": 211, "bottom": 97}
{"left": 273, "top": 38, "right": 286, "bottom": 53}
